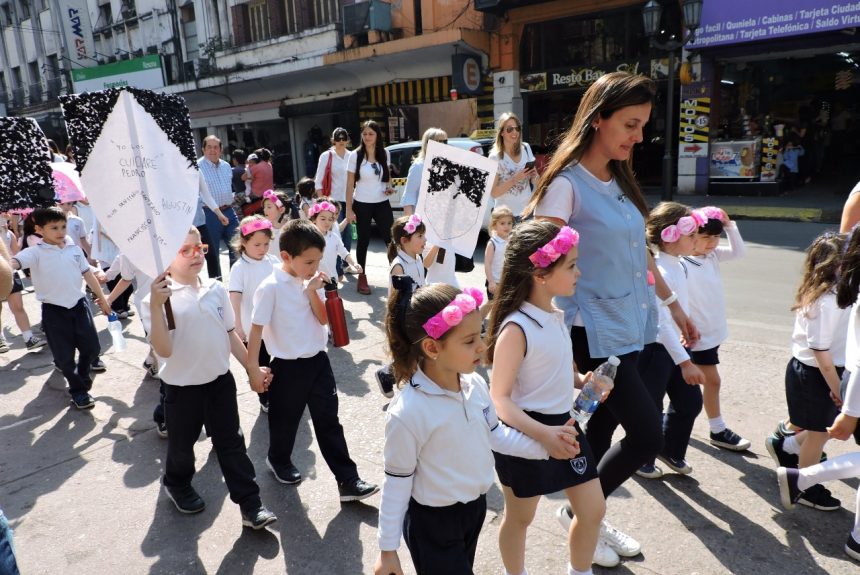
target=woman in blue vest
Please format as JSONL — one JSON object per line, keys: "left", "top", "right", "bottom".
{"left": 527, "top": 72, "right": 698, "bottom": 564}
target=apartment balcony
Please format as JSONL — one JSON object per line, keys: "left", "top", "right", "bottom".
{"left": 11, "top": 87, "right": 25, "bottom": 108}
{"left": 46, "top": 77, "right": 63, "bottom": 100}
{"left": 29, "top": 82, "right": 43, "bottom": 104}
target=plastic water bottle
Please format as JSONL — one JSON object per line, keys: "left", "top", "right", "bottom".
{"left": 571, "top": 356, "right": 619, "bottom": 425}
{"left": 351, "top": 223, "right": 357, "bottom": 241}
{"left": 107, "top": 312, "right": 127, "bottom": 352}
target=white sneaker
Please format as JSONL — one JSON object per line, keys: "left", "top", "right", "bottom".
{"left": 592, "top": 538, "right": 620, "bottom": 567}
{"left": 600, "top": 519, "right": 641, "bottom": 557}
{"left": 555, "top": 504, "right": 573, "bottom": 531}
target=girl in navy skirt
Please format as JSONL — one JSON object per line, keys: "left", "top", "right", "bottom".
{"left": 487, "top": 220, "right": 604, "bottom": 575}
{"left": 373, "top": 279, "right": 579, "bottom": 575}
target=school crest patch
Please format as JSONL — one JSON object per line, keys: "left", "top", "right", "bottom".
{"left": 570, "top": 456, "right": 588, "bottom": 475}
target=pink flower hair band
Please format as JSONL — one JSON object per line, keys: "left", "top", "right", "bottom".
{"left": 700, "top": 206, "right": 726, "bottom": 223}
{"left": 529, "top": 226, "right": 580, "bottom": 268}
{"left": 660, "top": 210, "right": 707, "bottom": 243}
{"left": 422, "top": 288, "right": 484, "bottom": 340}
{"left": 309, "top": 201, "right": 337, "bottom": 217}
{"left": 262, "top": 189, "right": 282, "bottom": 208}
{"left": 240, "top": 218, "right": 273, "bottom": 237}
{"left": 404, "top": 214, "right": 422, "bottom": 234}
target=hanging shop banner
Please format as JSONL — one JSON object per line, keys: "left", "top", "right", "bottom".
{"left": 61, "top": 0, "right": 96, "bottom": 69}
{"left": 520, "top": 60, "right": 647, "bottom": 92}
{"left": 679, "top": 97, "right": 710, "bottom": 158}
{"left": 60, "top": 88, "right": 199, "bottom": 278}
{"left": 71, "top": 55, "right": 164, "bottom": 93}
{"left": 452, "top": 54, "right": 484, "bottom": 96}
{"left": 760, "top": 137, "right": 780, "bottom": 182}
{"left": 690, "top": 0, "right": 860, "bottom": 49}
{"left": 710, "top": 139, "right": 761, "bottom": 179}
{"left": 416, "top": 140, "right": 497, "bottom": 257}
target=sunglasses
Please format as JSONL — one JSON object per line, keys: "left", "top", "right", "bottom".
{"left": 372, "top": 162, "right": 381, "bottom": 176}
{"left": 334, "top": 135, "right": 348, "bottom": 142}
{"left": 505, "top": 125, "right": 522, "bottom": 134}
{"left": 178, "top": 244, "right": 209, "bottom": 258}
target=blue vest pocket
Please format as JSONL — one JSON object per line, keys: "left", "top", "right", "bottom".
{"left": 586, "top": 293, "right": 639, "bottom": 353}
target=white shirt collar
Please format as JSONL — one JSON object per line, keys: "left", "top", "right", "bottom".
{"left": 409, "top": 366, "right": 470, "bottom": 398}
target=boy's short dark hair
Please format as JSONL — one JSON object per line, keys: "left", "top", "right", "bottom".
{"left": 280, "top": 219, "right": 325, "bottom": 256}
{"left": 699, "top": 218, "right": 724, "bottom": 236}
{"left": 232, "top": 149, "right": 247, "bottom": 164}
{"left": 32, "top": 207, "right": 67, "bottom": 226}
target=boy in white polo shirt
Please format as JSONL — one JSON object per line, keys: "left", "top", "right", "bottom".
{"left": 11, "top": 208, "right": 111, "bottom": 409}
{"left": 143, "top": 227, "right": 276, "bottom": 529}
{"left": 247, "top": 219, "right": 378, "bottom": 502}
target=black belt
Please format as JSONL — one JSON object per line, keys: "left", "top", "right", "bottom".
{"left": 204, "top": 204, "right": 233, "bottom": 211}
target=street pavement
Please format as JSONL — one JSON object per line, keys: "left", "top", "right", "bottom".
{"left": 2, "top": 219, "right": 859, "bottom": 574}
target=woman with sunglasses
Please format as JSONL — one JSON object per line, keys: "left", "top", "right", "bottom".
{"left": 346, "top": 120, "right": 395, "bottom": 295}
{"left": 489, "top": 112, "right": 538, "bottom": 220}
{"left": 315, "top": 128, "right": 355, "bottom": 279}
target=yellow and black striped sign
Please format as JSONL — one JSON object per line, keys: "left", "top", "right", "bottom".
{"left": 679, "top": 97, "right": 710, "bottom": 153}
{"left": 366, "top": 77, "right": 453, "bottom": 107}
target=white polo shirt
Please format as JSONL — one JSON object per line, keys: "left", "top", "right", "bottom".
{"left": 320, "top": 229, "right": 349, "bottom": 279}
{"left": 499, "top": 301, "right": 574, "bottom": 414}
{"left": 268, "top": 226, "right": 283, "bottom": 257}
{"left": 423, "top": 244, "right": 458, "bottom": 288}
{"left": 379, "top": 367, "right": 547, "bottom": 550}
{"left": 112, "top": 253, "right": 153, "bottom": 314}
{"left": 792, "top": 292, "right": 850, "bottom": 368}
{"left": 13, "top": 242, "right": 89, "bottom": 308}
{"left": 252, "top": 267, "right": 327, "bottom": 359}
{"left": 655, "top": 252, "right": 691, "bottom": 365}
{"left": 227, "top": 253, "right": 278, "bottom": 333}
{"left": 65, "top": 214, "right": 88, "bottom": 248}
{"left": 141, "top": 278, "right": 234, "bottom": 386}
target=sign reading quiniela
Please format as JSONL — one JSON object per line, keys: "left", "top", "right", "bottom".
{"left": 71, "top": 55, "right": 164, "bottom": 93}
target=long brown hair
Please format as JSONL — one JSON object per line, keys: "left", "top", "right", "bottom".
{"left": 386, "top": 281, "right": 462, "bottom": 384}
{"left": 525, "top": 72, "right": 655, "bottom": 219}
{"left": 354, "top": 120, "right": 389, "bottom": 183}
{"left": 794, "top": 231, "right": 845, "bottom": 313}
{"left": 491, "top": 112, "right": 523, "bottom": 158}
{"left": 486, "top": 220, "right": 565, "bottom": 362}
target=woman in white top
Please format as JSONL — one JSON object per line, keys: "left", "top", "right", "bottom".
{"left": 489, "top": 112, "right": 538, "bottom": 219}
{"left": 315, "top": 127, "right": 353, "bottom": 278}
{"left": 345, "top": 120, "right": 395, "bottom": 295}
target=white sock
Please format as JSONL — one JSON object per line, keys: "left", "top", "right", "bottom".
{"left": 783, "top": 435, "right": 801, "bottom": 455}
{"left": 22, "top": 330, "right": 32, "bottom": 341}
{"left": 797, "top": 452, "right": 860, "bottom": 492}
{"left": 504, "top": 570, "right": 528, "bottom": 575}
{"left": 854, "top": 485, "right": 860, "bottom": 542}
{"left": 568, "top": 565, "right": 592, "bottom": 575}
{"left": 709, "top": 416, "right": 726, "bottom": 433}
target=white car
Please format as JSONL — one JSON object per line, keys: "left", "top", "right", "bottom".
{"left": 386, "top": 137, "right": 493, "bottom": 231}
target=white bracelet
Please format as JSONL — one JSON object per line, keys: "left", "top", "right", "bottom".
{"left": 660, "top": 292, "right": 678, "bottom": 307}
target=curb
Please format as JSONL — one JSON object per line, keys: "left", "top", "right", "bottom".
{"left": 718, "top": 205, "right": 835, "bottom": 224}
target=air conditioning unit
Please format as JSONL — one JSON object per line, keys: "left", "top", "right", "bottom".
{"left": 342, "top": 1, "right": 391, "bottom": 37}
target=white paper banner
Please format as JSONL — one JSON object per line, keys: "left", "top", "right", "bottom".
{"left": 415, "top": 140, "right": 497, "bottom": 257}
{"left": 79, "top": 91, "right": 198, "bottom": 278}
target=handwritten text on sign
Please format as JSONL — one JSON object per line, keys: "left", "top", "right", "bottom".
{"left": 80, "top": 91, "right": 198, "bottom": 278}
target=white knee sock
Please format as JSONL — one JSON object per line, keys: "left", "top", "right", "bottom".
{"left": 709, "top": 416, "right": 726, "bottom": 433}
{"left": 568, "top": 565, "right": 592, "bottom": 575}
{"left": 783, "top": 435, "right": 801, "bottom": 455}
{"left": 854, "top": 485, "right": 860, "bottom": 542}
{"left": 797, "top": 452, "right": 860, "bottom": 491}
{"left": 504, "top": 570, "right": 528, "bottom": 575}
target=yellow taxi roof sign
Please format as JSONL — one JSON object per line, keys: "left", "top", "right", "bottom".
{"left": 469, "top": 129, "right": 496, "bottom": 139}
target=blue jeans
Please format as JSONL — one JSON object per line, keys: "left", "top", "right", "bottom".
{"left": 336, "top": 201, "right": 352, "bottom": 277}
{"left": 0, "top": 508, "right": 20, "bottom": 575}
{"left": 203, "top": 207, "right": 239, "bottom": 280}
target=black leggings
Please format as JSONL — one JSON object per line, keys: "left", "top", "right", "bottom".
{"left": 353, "top": 200, "right": 393, "bottom": 269}
{"left": 571, "top": 326, "right": 663, "bottom": 497}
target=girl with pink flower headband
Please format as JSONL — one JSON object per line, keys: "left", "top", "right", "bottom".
{"left": 261, "top": 189, "right": 291, "bottom": 257}
{"left": 228, "top": 214, "right": 281, "bottom": 413}
{"left": 375, "top": 280, "right": 578, "bottom": 575}
{"left": 683, "top": 206, "right": 751, "bottom": 453}
{"left": 635, "top": 202, "right": 706, "bottom": 481}
{"left": 308, "top": 199, "right": 361, "bottom": 287}
{"left": 485, "top": 220, "right": 604, "bottom": 575}
{"left": 375, "top": 214, "right": 428, "bottom": 398}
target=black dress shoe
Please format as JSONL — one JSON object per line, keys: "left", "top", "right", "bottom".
{"left": 165, "top": 484, "right": 206, "bottom": 514}
{"left": 266, "top": 457, "right": 302, "bottom": 484}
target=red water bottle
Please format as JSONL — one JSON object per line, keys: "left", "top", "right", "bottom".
{"left": 325, "top": 279, "right": 349, "bottom": 347}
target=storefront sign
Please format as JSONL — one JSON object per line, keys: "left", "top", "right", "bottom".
{"left": 710, "top": 139, "right": 761, "bottom": 179}
{"left": 452, "top": 54, "right": 483, "bottom": 96}
{"left": 61, "top": 0, "right": 96, "bottom": 68}
{"left": 691, "top": 0, "right": 860, "bottom": 48}
{"left": 679, "top": 97, "right": 710, "bottom": 158}
{"left": 71, "top": 55, "right": 164, "bottom": 93}
{"left": 520, "top": 60, "right": 645, "bottom": 92}
{"left": 760, "top": 137, "right": 780, "bottom": 181}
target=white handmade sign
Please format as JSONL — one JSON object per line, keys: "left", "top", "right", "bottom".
{"left": 77, "top": 90, "right": 198, "bottom": 278}
{"left": 415, "top": 140, "right": 497, "bottom": 257}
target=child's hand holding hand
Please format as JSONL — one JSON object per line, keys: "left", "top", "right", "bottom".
{"left": 488, "top": 280, "right": 497, "bottom": 295}
{"left": 541, "top": 423, "right": 581, "bottom": 460}
{"left": 248, "top": 367, "right": 269, "bottom": 393}
{"left": 374, "top": 551, "right": 403, "bottom": 575}
{"left": 680, "top": 361, "right": 705, "bottom": 386}
{"left": 827, "top": 413, "right": 858, "bottom": 440}
{"left": 150, "top": 272, "right": 171, "bottom": 307}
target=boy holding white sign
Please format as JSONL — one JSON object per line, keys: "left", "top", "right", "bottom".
{"left": 11, "top": 207, "right": 112, "bottom": 409}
